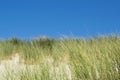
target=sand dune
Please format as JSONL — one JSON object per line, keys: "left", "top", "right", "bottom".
{"left": 0, "top": 53, "right": 72, "bottom": 80}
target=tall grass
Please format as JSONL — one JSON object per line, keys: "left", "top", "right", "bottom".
{"left": 0, "top": 35, "right": 120, "bottom": 80}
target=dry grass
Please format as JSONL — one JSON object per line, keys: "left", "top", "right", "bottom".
{"left": 0, "top": 35, "right": 120, "bottom": 80}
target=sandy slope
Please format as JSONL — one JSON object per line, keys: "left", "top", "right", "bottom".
{"left": 0, "top": 53, "right": 72, "bottom": 80}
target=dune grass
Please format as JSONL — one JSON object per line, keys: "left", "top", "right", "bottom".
{"left": 0, "top": 35, "right": 120, "bottom": 80}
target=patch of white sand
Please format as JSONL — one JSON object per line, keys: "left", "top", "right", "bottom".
{"left": 0, "top": 53, "right": 72, "bottom": 80}
{"left": 47, "top": 57, "right": 72, "bottom": 80}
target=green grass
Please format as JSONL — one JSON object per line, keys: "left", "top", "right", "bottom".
{"left": 0, "top": 35, "right": 120, "bottom": 80}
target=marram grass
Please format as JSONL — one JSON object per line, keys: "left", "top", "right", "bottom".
{"left": 0, "top": 36, "right": 120, "bottom": 80}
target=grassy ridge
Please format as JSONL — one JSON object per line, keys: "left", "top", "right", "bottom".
{"left": 0, "top": 36, "right": 120, "bottom": 80}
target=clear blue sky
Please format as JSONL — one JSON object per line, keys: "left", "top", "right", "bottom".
{"left": 0, "top": 0, "right": 120, "bottom": 39}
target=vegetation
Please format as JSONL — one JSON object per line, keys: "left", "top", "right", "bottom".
{"left": 0, "top": 35, "right": 120, "bottom": 80}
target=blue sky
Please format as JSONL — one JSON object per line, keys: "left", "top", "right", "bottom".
{"left": 0, "top": 0, "right": 120, "bottom": 39}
